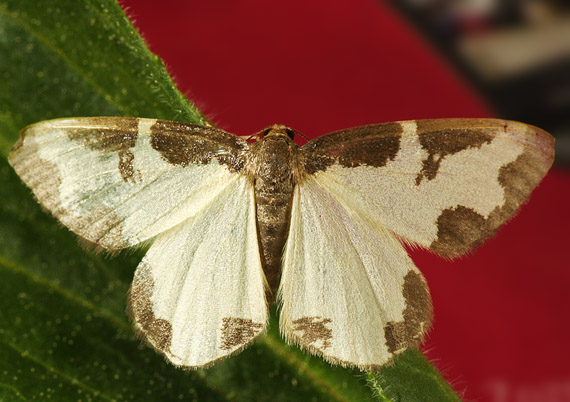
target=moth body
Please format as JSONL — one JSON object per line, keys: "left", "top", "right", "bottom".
{"left": 248, "top": 125, "right": 299, "bottom": 298}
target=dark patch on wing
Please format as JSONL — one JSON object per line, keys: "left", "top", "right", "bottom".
{"left": 415, "top": 120, "right": 493, "bottom": 185}
{"left": 430, "top": 150, "right": 553, "bottom": 258}
{"left": 118, "top": 150, "right": 136, "bottom": 183}
{"left": 292, "top": 316, "right": 333, "bottom": 350}
{"left": 301, "top": 123, "right": 402, "bottom": 175}
{"left": 67, "top": 117, "right": 139, "bottom": 183}
{"left": 127, "top": 263, "right": 173, "bottom": 353}
{"left": 220, "top": 317, "right": 264, "bottom": 350}
{"left": 150, "top": 120, "right": 247, "bottom": 173}
{"left": 430, "top": 206, "right": 488, "bottom": 257}
{"left": 384, "top": 271, "right": 432, "bottom": 354}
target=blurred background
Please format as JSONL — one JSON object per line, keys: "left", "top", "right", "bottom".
{"left": 390, "top": 0, "right": 570, "bottom": 165}
{"left": 119, "top": 1, "right": 570, "bottom": 401}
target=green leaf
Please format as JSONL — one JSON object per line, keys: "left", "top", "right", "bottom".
{"left": 368, "top": 349, "right": 462, "bottom": 402}
{"left": 0, "top": 0, "right": 462, "bottom": 401}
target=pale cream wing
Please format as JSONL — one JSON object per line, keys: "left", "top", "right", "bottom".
{"left": 279, "top": 178, "right": 432, "bottom": 370}
{"left": 301, "top": 119, "right": 554, "bottom": 257}
{"left": 128, "top": 174, "right": 268, "bottom": 368}
{"left": 8, "top": 117, "right": 246, "bottom": 250}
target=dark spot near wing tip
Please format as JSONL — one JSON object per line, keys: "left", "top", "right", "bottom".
{"left": 303, "top": 122, "right": 402, "bottom": 174}
{"left": 384, "top": 271, "right": 432, "bottom": 354}
{"left": 220, "top": 317, "right": 263, "bottom": 350}
{"left": 292, "top": 316, "right": 333, "bottom": 350}
{"left": 67, "top": 117, "right": 139, "bottom": 183}
{"left": 430, "top": 206, "right": 489, "bottom": 258}
{"left": 128, "top": 265, "right": 173, "bottom": 352}
{"left": 415, "top": 121, "right": 493, "bottom": 185}
{"left": 430, "top": 150, "right": 550, "bottom": 258}
{"left": 150, "top": 120, "right": 246, "bottom": 172}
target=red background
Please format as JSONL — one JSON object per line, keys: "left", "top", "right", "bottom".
{"left": 119, "top": 1, "right": 570, "bottom": 400}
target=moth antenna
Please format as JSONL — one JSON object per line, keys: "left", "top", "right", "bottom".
{"left": 290, "top": 128, "right": 309, "bottom": 142}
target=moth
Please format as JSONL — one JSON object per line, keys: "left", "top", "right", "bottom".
{"left": 9, "top": 117, "right": 554, "bottom": 371}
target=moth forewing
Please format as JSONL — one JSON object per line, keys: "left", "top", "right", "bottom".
{"left": 301, "top": 119, "right": 554, "bottom": 258}
{"left": 8, "top": 117, "right": 248, "bottom": 251}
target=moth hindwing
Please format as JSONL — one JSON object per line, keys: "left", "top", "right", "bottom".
{"left": 9, "top": 117, "right": 554, "bottom": 370}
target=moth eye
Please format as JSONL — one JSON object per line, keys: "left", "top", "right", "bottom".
{"left": 260, "top": 128, "right": 272, "bottom": 138}
{"left": 285, "top": 128, "right": 295, "bottom": 140}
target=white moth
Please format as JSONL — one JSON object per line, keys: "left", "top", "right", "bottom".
{"left": 9, "top": 117, "right": 554, "bottom": 371}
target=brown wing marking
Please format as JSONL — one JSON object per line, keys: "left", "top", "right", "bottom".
{"left": 292, "top": 316, "right": 333, "bottom": 350}
{"left": 384, "top": 271, "right": 432, "bottom": 354}
{"left": 150, "top": 120, "right": 247, "bottom": 173}
{"left": 415, "top": 119, "right": 494, "bottom": 185}
{"left": 128, "top": 262, "right": 174, "bottom": 353}
{"left": 220, "top": 317, "right": 264, "bottom": 350}
{"left": 301, "top": 122, "right": 402, "bottom": 175}
{"left": 66, "top": 117, "right": 139, "bottom": 183}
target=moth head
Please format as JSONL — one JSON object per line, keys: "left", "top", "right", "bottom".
{"left": 260, "top": 124, "right": 296, "bottom": 141}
